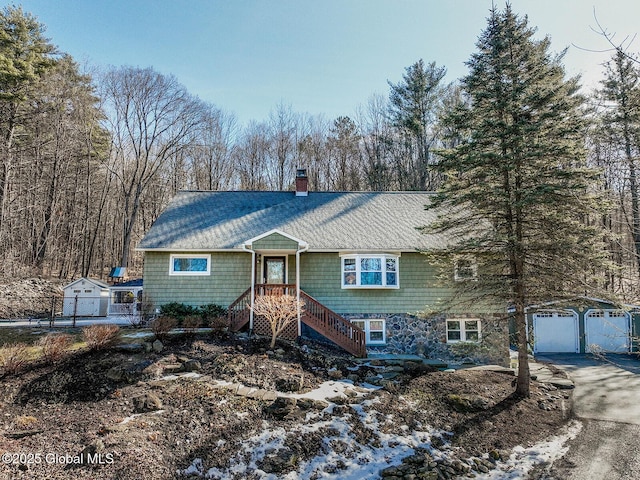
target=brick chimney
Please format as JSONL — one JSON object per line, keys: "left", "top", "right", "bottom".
{"left": 295, "top": 168, "right": 308, "bottom": 197}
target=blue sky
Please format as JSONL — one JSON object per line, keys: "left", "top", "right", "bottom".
{"left": 15, "top": 0, "right": 640, "bottom": 125}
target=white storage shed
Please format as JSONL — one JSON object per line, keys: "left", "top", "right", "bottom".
{"left": 62, "top": 278, "right": 110, "bottom": 317}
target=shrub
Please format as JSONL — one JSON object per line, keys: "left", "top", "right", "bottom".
{"left": 209, "top": 315, "right": 229, "bottom": 336}
{"left": 152, "top": 316, "right": 177, "bottom": 340}
{"left": 83, "top": 324, "right": 120, "bottom": 350}
{"left": 182, "top": 315, "right": 203, "bottom": 334}
{"left": 199, "top": 304, "right": 228, "bottom": 321}
{"left": 159, "top": 302, "right": 198, "bottom": 323}
{"left": 0, "top": 343, "right": 30, "bottom": 375}
{"left": 38, "top": 334, "right": 73, "bottom": 363}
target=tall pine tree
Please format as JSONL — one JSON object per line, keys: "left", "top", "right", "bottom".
{"left": 424, "top": 6, "right": 608, "bottom": 397}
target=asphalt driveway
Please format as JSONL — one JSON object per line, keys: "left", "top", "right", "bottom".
{"left": 535, "top": 353, "right": 640, "bottom": 480}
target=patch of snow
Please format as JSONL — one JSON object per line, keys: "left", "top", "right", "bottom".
{"left": 160, "top": 372, "right": 202, "bottom": 381}
{"left": 178, "top": 458, "right": 204, "bottom": 477}
{"left": 179, "top": 378, "right": 580, "bottom": 480}
{"left": 283, "top": 380, "right": 379, "bottom": 402}
{"left": 477, "top": 420, "right": 583, "bottom": 479}
{"left": 121, "top": 331, "right": 154, "bottom": 339}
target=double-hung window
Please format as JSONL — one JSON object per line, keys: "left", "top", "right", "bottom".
{"left": 351, "top": 319, "right": 386, "bottom": 345}
{"left": 446, "top": 319, "right": 481, "bottom": 343}
{"left": 454, "top": 257, "right": 478, "bottom": 281}
{"left": 341, "top": 254, "right": 399, "bottom": 288}
{"left": 169, "top": 254, "right": 211, "bottom": 276}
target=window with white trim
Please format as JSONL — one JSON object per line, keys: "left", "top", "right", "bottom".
{"left": 341, "top": 254, "right": 399, "bottom": 288}
{"left": 454, "top": 257, "right": 477, "bottom": 281}
{"left": 446, "top": 319, "right": 481, "bottom": 343}
{"left": 351, "top": 319, "right": 386, "bottom": 345}
{"left": 169, "top": 254, "right": 211, "bottom": 276}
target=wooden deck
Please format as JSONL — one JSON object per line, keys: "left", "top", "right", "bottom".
{"left": 228, "top": 284, "right": 367, "bottom": 357}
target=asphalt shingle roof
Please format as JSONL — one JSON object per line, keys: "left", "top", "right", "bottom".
{"left": 137, "top": 191, "right": 445, "bottom": 252}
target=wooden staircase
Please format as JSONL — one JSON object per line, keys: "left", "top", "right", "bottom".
{"left": 227, "top": 285, "right": 367, "bottom": 358}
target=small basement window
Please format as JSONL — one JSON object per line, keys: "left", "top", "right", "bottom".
{"left": 446, "top": 319, "right": 481, "bottom": 343}
{"left": 341, "top": 254, "right": 399, "bottom": 288}
{"left": 169, "top": 254, "right": 211, "bottom": 276}
{"left": 351, "top": 318, "right": 386, "bottom": 345}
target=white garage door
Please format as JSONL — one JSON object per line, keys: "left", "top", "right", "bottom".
{"left": 585, "top": 310, "right": 630, "bottom": 353}
{"left": 533, "top": 311, "right": 579, "bottom": 353}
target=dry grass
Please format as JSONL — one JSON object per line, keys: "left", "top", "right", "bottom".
{"left": 151, "top": 316, "right": 177, "bottom": 340}
{"left": 38, "top": 333, "right": 73, "bottom": 363}
{"left": 83, "top": 324, "right": 120, "bottom": 350}
{"left": 0, "top": 342, "right": 30, "bottom": 374}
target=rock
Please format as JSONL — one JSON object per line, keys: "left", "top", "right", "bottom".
{"left": 264, "top": 397, "right": 297, "bottom": 418}
{"left": 162, "top": 363, "right": 184, "bottom": 374}
{"left": 183, "top": 360, "right": 202, "bottom": 372}
{"left": 275, "top": 374, "right": 304, "bottom": 392}
{"left": 236, "top": 386, "right": 254, "bottom": 396}
{"left": 446, "top": 394, "right": 489, "bottom": 413}
{"left": 327, "top": 369, "right": 343, "bottom": 379}
{"left": 106, "top": 366, "right": 125, "bottom": 382}
{"left": 132, "top": 393, "right": 163, "bottom": 413}
{"left": 4, "top": 430, "right": 43, "bottom": 439}
{"left": 143, "top": 342, "right": 153, "bottom": 353}
{"left": 114, "top": 343, "right": 143, "bottom": 352}
{"left": 152, "top": 340, "right": 164, "bottom": 353}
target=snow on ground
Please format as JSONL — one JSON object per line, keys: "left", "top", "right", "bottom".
{"left": 177, "top": 379, "right": 581, "bottom": 479}
{"left": 478, "top": 420, "right": 583, "bottom": 480}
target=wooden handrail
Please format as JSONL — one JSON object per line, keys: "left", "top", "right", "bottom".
{"left": 228, "top": 287, "right": 252, "bottom": 331}
{"left": 299, "top": 290, "right": 367, "bottom": 358}
{"left": 227, "top": 284, "right": 367, "bottom": 358}
{"left": 254, "top": 284, "right": 296, "bottom": 296}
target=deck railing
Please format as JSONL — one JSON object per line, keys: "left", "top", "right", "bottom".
{"left": 298, "top": 290, "right": 367, "bottom": 358}
{"left": 227, "top": 284, "right": 367, "bottom": 358}
{"left": 228, "top": 287, "right": 252, "bottom": 331}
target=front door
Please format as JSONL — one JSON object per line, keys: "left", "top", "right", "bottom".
{"left": 264, "top": 256, "right": 286, "bottom": 284}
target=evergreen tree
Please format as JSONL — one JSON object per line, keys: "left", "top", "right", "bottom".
{"left": 424, "top": 6, "right": 608, "bottom": 397}
{"left": 0, "top": 6, "right": 57, "bottom": 246}
{"left": 597, "top": 50, "right": 640, "bottom": 280}
{"left": 388, "top": 59, "right": 448, "bottom": 190}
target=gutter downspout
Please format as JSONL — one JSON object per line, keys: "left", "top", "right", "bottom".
{"left": 296, "top": 243, "right": 309, "bottom": 336}
{"left": 242, "top": 244, "right": 256, "bottom": 330}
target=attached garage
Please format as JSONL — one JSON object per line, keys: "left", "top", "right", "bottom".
{"left": 584, "top": 309, "right": 630, "bottom": 353}
{"left": 527, "top": 298, "right": 639, "bottom": 354}
{"left": 532, "top": 311, "right": 579, "bottom": 353}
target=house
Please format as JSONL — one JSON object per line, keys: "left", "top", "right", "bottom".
{"left": 62, "top": 278, "right": 110, "bottom": 317}
{"left": 527, "top": 298, "right": 640, "bottom": 354}
{"left": 138, "top": 170, "right": 508, "bottom": 363}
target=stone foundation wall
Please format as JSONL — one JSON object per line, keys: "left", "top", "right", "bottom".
{"left": 341, "top": 313, "right": 509, "bottom": 367}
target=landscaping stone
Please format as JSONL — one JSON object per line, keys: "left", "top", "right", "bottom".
{"left": 132, "top": 393, "right": 163, "bottom": 413}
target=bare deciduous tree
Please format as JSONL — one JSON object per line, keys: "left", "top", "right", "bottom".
{"left": 250, "top": 294, "right": 305, "bottom": 349}
{"left": 100, "top": 66, "right": 203, "bottom": 268}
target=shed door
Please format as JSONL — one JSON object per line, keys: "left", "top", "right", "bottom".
{"left": 585, "top": 310, "right": 630, "bottom": 353}
{"left": 533, "top": 311, "right": 579, "bottom": 353}
{"left": 72, "top": 297, "right": 98, "bottom": 316}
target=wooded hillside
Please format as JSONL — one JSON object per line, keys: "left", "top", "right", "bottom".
{"left": 2, "top": 6, "right": 640, "bottom": 302}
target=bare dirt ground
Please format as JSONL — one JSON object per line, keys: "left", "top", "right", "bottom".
{"left": 0, "top": 330, "right": 572, "bottom": 480}
{"left": 0, "top": 278, "right": 63, "bottom": 319}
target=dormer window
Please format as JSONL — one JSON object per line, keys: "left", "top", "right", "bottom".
{"left": 341, "top": 254, "right": 399, "bottom": 288}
